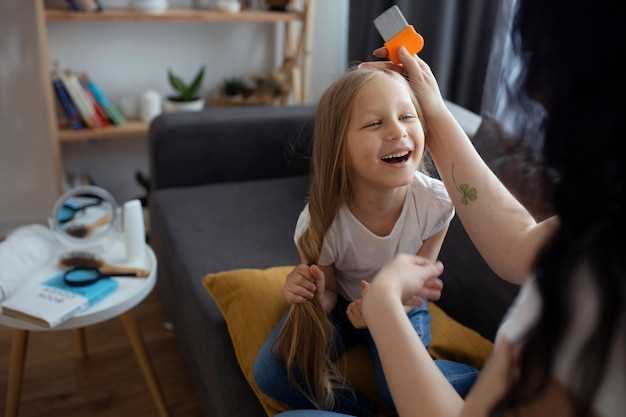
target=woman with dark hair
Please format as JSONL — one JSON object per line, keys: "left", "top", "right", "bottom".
{"left": 278, "top": 0, "right": 625, "bottom": 416}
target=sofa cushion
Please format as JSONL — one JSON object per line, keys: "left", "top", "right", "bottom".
{"left": 152, "top": 175, "right": 310, "bottom": 276}
{"left": 203, "top": 266, "right": 493, "bottom": 417}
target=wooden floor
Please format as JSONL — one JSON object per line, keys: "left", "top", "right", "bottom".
{"left": 0, "top": 293, "right": 203, "bottom": 417}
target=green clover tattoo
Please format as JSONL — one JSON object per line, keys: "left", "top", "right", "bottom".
{"left": 452, "top": 164, "right": 478, "bottom": 206}
{"left": 458, "top": 183, "right": 478, "bottom": 205}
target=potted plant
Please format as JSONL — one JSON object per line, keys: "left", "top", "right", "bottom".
{"left": 217, "top": 73, "right": 286, "bottom": 106}
{"left": 222, "top": 77, "right": 255, "bottom": 99}
{"left": 163, "top": 66, "right": 206, "bottom": 112}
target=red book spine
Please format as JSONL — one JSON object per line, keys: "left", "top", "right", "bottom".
{"left": 79, "top": 74, "right": 110, "bottom": 127}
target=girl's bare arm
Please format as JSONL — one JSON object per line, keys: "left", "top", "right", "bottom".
{"left": 416, "top": 225, "right": 448, "bottom": 262}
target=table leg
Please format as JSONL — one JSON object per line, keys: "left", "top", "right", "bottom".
{"left": 120, "top": 313, "right": 169, "bottom": 417}
{"left": 74, "top": 328, "right": 87, "bottom": 358}
{"left": 5, "top": 330, "right": 29, "bottom": 417}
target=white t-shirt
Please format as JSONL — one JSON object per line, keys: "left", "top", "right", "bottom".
{"left": 497, "top": 269, "right": 625, "bottom": 417}
{"left": 294, "top": 171, "right": 454, "bottom": 301}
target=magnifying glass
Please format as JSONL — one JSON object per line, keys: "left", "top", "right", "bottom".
{"left": 57, "top": 197, "right": 104, "bottom": 224}
{"left": 63, "top": 266, "right": 136, "bottom": 287}
{"left": 50, "top": 186, "right": 119, "bottom": 252}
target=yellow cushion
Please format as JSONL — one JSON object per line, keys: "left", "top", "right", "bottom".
{"left": 203, "top": 267, "right": 493, "bottom": 417}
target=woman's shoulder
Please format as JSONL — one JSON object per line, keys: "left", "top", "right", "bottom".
{"left": 497, "top": 265, "right": 601, "bottom": 345}
{"left": 497, "top": 268, "right": 625, "bottom": 417}
{"left": 496, "top": 276, "right": 541, "bottom": 344}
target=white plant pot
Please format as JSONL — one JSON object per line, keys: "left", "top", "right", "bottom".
{"left": 163, "top": 97, "right": 205, "bottom": 112}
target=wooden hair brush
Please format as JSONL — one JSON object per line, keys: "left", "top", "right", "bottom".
{"left": 65, "top": 212, "right": 112, "bottom": 239}
{"left": 58, "top": 251, "right": 150, "bottom": 278}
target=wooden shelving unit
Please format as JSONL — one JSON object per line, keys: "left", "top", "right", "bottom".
{"left": 46, "top": 8, "right": 304, "bottom": 23}
{"left": 41, "top": 2, "right": 314, "bottom": 144}
{"left": 58, "top": 121, "right": 148, "bottom": 143}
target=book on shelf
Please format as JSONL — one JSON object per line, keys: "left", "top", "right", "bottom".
{"left": 53, "top": 67, "right": 127, "bottom": 130}
{"left": 81, "top": 74, "right": 126, "bottom": 126}
{"left": 64, "top": 0, "right": 82, "bottom": 11}
{"left": 52, "top": 73, "right": 84, "bottom": 129}
{"left": 78, "top": 74, "right": 111, "bottom": 127}
{"left": 73, "top": 0, "right": 102, "bottom": 12}
{"left": 61, "top": 72, "right": 100, "bottom": 128}
{"left": 1, "top": 274, "right": 118, "bottom": 328}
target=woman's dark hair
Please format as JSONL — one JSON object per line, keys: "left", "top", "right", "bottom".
{"left": 494, "top": 1, "right": 626, "bottom": 416}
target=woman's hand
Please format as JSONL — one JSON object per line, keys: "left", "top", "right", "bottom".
{"left": 365, "top": 254, "right": 444, "bottom": 307}
{"left": 282, "top": 264, "right": 317, "bottom": 304}
{"left": 361, "top": 46, "right": 448, "bottom": 122}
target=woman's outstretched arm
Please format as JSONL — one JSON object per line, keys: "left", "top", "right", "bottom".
{"left": 363, "top": 255, "right": 577, "bottom": 417}
{"left": 422, "top": 103, "right": 558, "bottom": 284}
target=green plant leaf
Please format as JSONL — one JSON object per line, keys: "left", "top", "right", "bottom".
{"left": 183, "top": 65, "right": 205, "bottom": 101}
{"left": 168, "top": 69, "right": 188, "bottom": 96}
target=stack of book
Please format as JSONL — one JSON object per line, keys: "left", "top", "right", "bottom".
{"left": 52, "top": 68, "right": 126, "bottom": 130}
{"left": 2, "top": 273, "right": 118, "bottom": 328}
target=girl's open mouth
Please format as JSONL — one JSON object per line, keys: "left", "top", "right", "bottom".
{"left": 380, "top": 150, "right": 412, "bottom": 164}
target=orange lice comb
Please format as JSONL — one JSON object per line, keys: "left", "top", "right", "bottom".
{"left": 374, "top": 6, "right": 424, "bottom": 65}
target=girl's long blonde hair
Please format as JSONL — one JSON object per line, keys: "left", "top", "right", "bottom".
{"left": 274, "top": 68, "right": 423, "bottom": 410}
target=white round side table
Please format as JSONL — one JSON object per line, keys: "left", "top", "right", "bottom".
{"left": 0, "top": 241, "right": 170, "bottom": 417}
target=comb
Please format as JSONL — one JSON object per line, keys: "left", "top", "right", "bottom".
{"left": 374, "top": 6, "right": 424, "bottom": 65}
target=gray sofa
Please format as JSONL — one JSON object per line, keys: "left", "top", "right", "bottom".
{"left": 149, "top": 104, "right": 520, "bottom": 417}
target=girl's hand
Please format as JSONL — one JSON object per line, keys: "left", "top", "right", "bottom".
{"left": 368, "top": 254, "right": 444, "bottom": 306}
{"left": 362, "top": 46, "right": 448, "bottom": 122}
{"left": 414, "top": 274, "right": 444, "bottom": 302}
{"left": 347, "top": 281, "right": 370, "bottom": 329}
{"left": 283, "top": 264, "right": 317, "bottom": 304}
{"left": 308, "top": 264, "right": 326, "bottom": 305}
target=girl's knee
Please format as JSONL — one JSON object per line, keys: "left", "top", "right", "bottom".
{"left": 434, "top": 360, "right": 478, "bottom": 398}
{"left": 253, "top": 342, "right": 279, "bottom": 395}
{"left": 407, "top": 307, "right": 432, "bottom": 346}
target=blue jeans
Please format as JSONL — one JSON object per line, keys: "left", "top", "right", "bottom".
{"left": 253, "top": 297, "right": 477, "bottom": 416}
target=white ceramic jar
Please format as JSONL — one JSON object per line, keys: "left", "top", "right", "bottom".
{"left": 139, "top": 90, "right": 162, "bottom": 123}
{"left": 130, "top": 0, "right": 169, "bottom": 13}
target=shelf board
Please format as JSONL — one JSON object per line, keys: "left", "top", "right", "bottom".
{"left": 58, "top": 121, "right": 148, "bottom": 143}
{"left": 45, "top": 8, "right": 302, "bottom": 23}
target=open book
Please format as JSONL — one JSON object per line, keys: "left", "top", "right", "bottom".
{"left": 1, "top": 273, "right": 118, "bottom": 328}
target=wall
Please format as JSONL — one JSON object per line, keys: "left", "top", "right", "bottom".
{"left": 47, "top": 0, "right": 349, "bottom": 204}
{"left": 0, "top": 1, "right": 62, "bottom": 235}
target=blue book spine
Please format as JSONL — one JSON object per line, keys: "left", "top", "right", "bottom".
{"left": 86, "top": 78, "right": 126, "bottom": 125}
{"left": 66, "top": 0, "right": 81, "bottom": 11}
{"left": 52, "top": 77, "right": 83, "bottom": 129}
{"left": 44, "top": 274, "right": 118, "bottom": 308}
